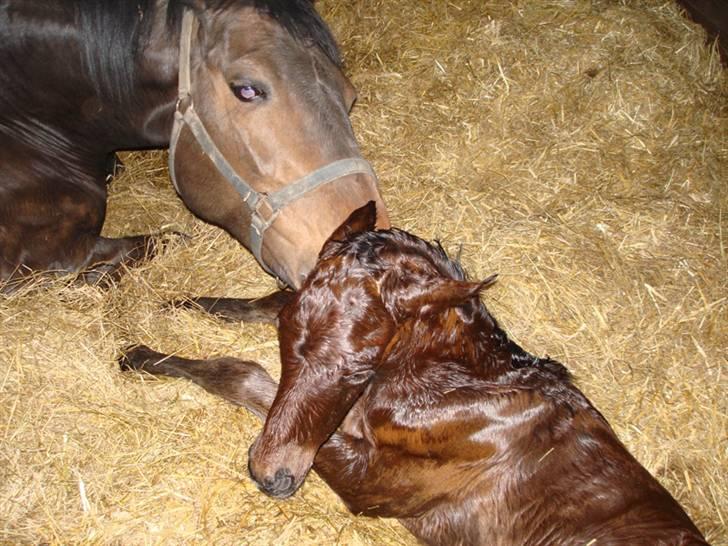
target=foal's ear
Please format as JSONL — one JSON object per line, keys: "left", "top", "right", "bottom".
{"left": 323, "top": 201, "right": 377, "bottom": 247}
{"left": 384, "top": 273, "right": 497, "bottom": 321}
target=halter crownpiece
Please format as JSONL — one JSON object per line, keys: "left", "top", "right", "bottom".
{"left": 168, "top": 9, "right": 377, "bottom": 275}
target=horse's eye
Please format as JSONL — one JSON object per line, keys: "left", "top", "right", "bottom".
{"left": 231, "top": 84, "right": 265, "bottom": 102}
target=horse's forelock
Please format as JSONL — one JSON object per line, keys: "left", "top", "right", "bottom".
{"left": 174, "top": 0, "right": 341, "bottom": 67}
{"left": 252, "top": 0, "right": 341, "bottom": 67}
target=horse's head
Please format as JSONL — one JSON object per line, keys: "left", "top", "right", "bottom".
{"left": 168, "top": 1, "right": 388, "bottom": 287}
{"left": 247, "top": 203, "right": 491, "bottom": 498}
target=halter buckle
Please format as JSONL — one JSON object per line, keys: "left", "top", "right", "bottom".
{"left": 254, "top": 196, "right": 278, "bottom": 227}
{"left": 175, "top": 93, "right": 192, "bottom": 115}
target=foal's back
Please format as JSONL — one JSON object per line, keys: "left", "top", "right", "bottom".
{"left": 352, "top": 317, "right": 708, "bottom": 544}
{"left": 324, "top": 229, "right": 708, "bottom": 545}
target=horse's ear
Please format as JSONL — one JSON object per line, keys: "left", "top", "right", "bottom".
{"left": 383, "top": 273, "right": 497, "bottom": 322}
{"left": 324, "top": 201, "right": 377, "bottom": 246}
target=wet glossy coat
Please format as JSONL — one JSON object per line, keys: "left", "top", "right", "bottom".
{"left": 123, "top": 204, "right": 708, "bottom": 545}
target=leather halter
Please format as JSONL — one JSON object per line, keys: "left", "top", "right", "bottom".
{"left": 168, "top": 9, "right": 377, "bottom": 274}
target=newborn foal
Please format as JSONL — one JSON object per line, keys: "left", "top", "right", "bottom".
{"left": 123, "top": 204, "right": 707, "bottom": 545}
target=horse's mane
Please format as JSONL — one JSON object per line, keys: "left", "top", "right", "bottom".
{"left": 75, "top": 0, "right": 340, "bottom": 105}
{"left": 75, "top": 0, "right": 156, "bottom": 105}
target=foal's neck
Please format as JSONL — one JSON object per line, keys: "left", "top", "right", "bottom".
{"left": 382, "top": 303, "right": 592, "bottom": 418}
{"left": 385, "top": 305, "right": 520, "bottom": 377}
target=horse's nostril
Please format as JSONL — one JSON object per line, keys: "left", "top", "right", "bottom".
{"left": 260, "top": 467, "right": 297, "bottom": 498}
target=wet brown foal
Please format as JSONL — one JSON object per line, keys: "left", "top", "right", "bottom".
{"left": 123, "top": 204, "right": 708, "bottom": 545}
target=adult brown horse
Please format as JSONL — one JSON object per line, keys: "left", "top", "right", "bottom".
{"left": 123, "top": 204, "right": 708, "bottom": 545}
{"left": 0, "top": 0, "right": 387, "bottom": 291}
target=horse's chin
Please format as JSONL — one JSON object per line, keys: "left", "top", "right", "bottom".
{"left": 260, "top": 193, "right": 390, "bottom": 289}
{"left": 260, "top": 243, "right": 316, "bottom": 290}
{"left": 258, "top": 225, "right": 326, "bottom": 289}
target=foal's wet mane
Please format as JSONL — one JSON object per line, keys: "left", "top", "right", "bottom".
{"left": 72, "top": 0, "right": 341, "bottom": 105}
{"left": 324, "top": 227, "right": 591, "bottom": 411}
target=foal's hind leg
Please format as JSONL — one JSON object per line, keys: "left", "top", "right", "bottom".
{"left": 120, "top": 345, "right": 277, "bottom": 419}
{"left": 173, "top": 290, "right": 294, "bottom": 324}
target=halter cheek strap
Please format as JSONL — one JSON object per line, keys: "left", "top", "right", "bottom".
{"left": 168, "top": 9, "right": 377, "bottom": 275}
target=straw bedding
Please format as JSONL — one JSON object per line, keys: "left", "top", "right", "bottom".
{"left": 1, "top": 0, "right": 725, "bottom": 544}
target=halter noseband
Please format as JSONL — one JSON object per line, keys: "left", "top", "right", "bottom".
{"left": 168, "top": 9, "right": 377, "bottom": 275}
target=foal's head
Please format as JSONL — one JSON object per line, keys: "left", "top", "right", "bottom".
{"left": 168, "top": 1, "right": 388, "bottom": 287}
{"left": 248, "top": 203, "right": 491, "bottom": 497}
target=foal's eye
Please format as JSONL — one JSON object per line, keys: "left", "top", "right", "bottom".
{"left": 231, "top": 84, "right": 266, "bottom": 102}
{"left": 340, "top": 369, "right": 374, "bottom": 386}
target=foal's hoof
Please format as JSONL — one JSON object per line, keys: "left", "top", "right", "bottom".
{"left": 119, "top": 345, "right": 163, "bottom": 372}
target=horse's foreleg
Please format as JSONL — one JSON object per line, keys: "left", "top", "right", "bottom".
{"left": 173, "top": 290, "right": 294, "bottom": 324}
{"left": 79, "top": 234, "right": 156, "bottom": 284}
{"left": 0, "top": 161, "right": 174, "bottom": 287}
{"left": 82, "top": 229, "right": 191, "bottom": 284}
{"left": 120, "top": 345, "right": 276, "bottom": 419}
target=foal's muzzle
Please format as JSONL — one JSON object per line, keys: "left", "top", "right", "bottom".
{"left": 253, "top": 467, "right": 298, "bottom": 499}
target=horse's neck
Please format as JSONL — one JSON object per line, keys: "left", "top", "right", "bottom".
{"left": 469, "top": 394, "right": 640, "bottom": 542}
{"left": 129, "top": 1, "right": 180, "bottom": 147}
{"left": 398, "top": 395, "right": 554, "bottom": 543}
{"left": 70, "top": 1, "right": 180, "bottom": 150}
{"left": 382, "top": 389, "right": 561, "bottom": 544}
{"left": 7, "top": 1, "right": 179, "bottom": 152}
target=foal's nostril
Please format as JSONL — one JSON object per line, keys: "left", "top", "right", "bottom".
{"left": 260, "top": 468, "right": 297, "bottom": 498}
